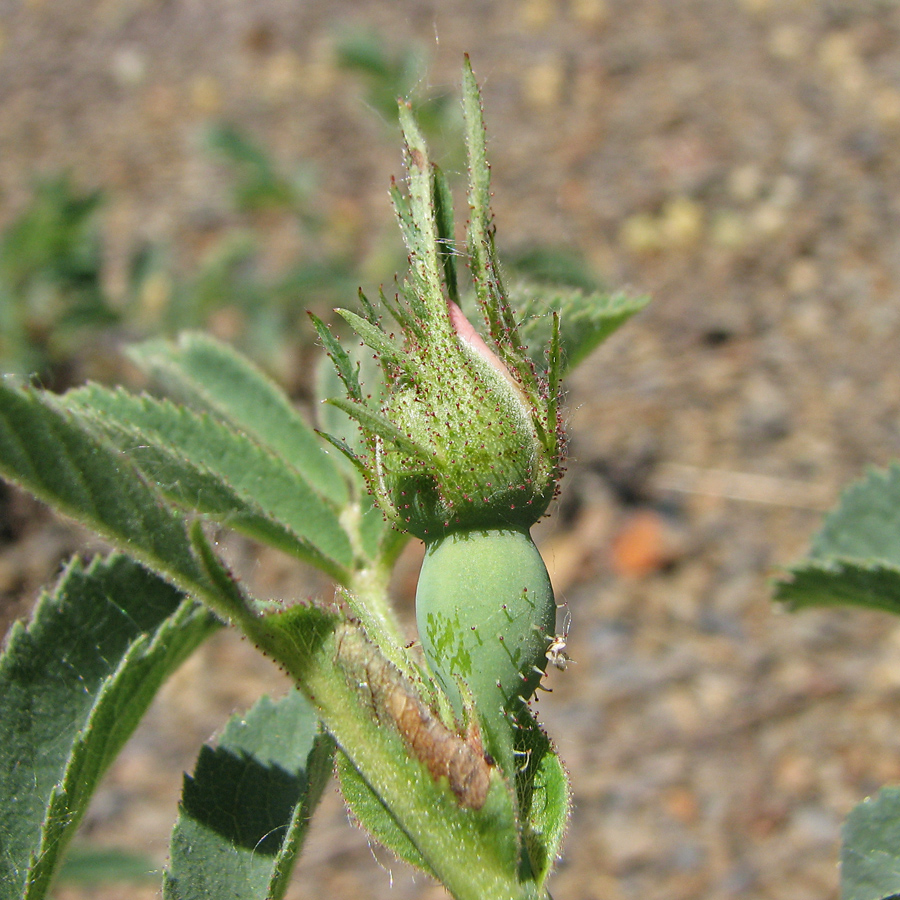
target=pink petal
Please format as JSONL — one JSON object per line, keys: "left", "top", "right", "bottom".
{"left": 446, "top": 299, "right": 515, "bottom": 384}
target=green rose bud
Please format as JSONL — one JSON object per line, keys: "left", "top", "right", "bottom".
{"left": 378, "top": 297, "right": 558, "bottom": 540}
{"left": 315, "top": 59, "right": 565, "bottom": 768}
{"left": 315, "top": 60, "right": 564, "bottom": 544}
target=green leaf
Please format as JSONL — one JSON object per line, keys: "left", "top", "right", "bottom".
{"left": 516, "top": 713, "right": 570, "bottom": 887}
{"left": 0, "top": 554, "right": 218, "bottom": 900}
{"left": 326, "top": 396, "right": 434, "bottom": 461}
{"left": 56, "top": 846, "right": 158, "bottom": 886}
{"left": 809, "top": 464, "right": 900, "bottom": 566}
{"left": 432, "top": 165, "right": 459, "bottom": 304}
{"left": 0, "top": 379, "right": 208, "bottom": 593}
{"left": 60, "top": 384, "right": 355, "bottom": 579}
{"left": 127, "top": 333, "right": 348, "bottom": 507}
{"left": 335, "top": 308, "right": 403, "bottom": 366}
{"left": 164, "top": 690, "right": 333, "bottom": 900}
{"left": 775, "top": 465, "right": 900, "bottom": 614}
{"left": 255, "top": 611, "right": 531, "bottom": 900}
{"left": 511, "top": 284, "right": 650, "bottom": 374}
{"left": 774, "top": 560, "right": 900, "bottom": 615}
{"left": 335, "top": 750, "right": 434, "bottom": 876}
{"left": 842, "top": 786, "right": 900, "bottom": 900}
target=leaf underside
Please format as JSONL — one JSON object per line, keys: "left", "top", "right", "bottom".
{"left": 127, "top": 332, "right": 348, "bottom": 507}
{"left": 0, "top": 554, "right": 218, "bottom": 900}
{"left": 60, "top": 384, "right": 354, "bottom": 578}
{"left": 842, "top": 787, "right": 900, "bottom": 900}
{"left": 775, "top": 464, "right": 900, "bottom": 614}
{"left": 0, "top": 378, "right": 209, "bottom": 594}
{"left": 510, "top": 284, "right": 650, "bottom": 374}
{"left": 336, "top": 749, "right": 435, "bottom": 877}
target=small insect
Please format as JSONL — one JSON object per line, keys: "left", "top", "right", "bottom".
{"left": 545, "top": 608, "right": 572, "bottom": 671}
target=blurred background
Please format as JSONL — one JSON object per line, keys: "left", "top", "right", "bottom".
{"left": 2, "top": 1, "right": 900, "bottom": 898}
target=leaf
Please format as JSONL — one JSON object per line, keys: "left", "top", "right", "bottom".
{"left": 774, "top": 560, "right": 900, "bottom": 615}
{"left": 127, "top": 332, "right": 348, "bottom": 507}
{"left": 335, "top": 308, "right": 403, "bottom": 366}
{"left": 397, "top": 101, "right": 445, "bottom": 320}
{"left": 809, "top": 464, "right": 900, "bottom": 566}
{"left": 336, "top": 750, "right": 434, "bottom": 876}
{"left": 775, "top": 465, "right": 900, "bottom": 614}
{"left": 0, "top": 379, "right": 208, "bottom": 593}
{"left": 56, "top": 846, "right": 158, "bottom": 886}
{"left": 511, "top": 284, "right": 650, "bottom": 374}
{"left": 60, "top": 384, "right": 355, "bottom": 579}
{"left": 0, "top": 554, "right": 219, "bottom": 900}
{"left": 163, "top": 690, "right": 334, "bottom": 900}
{"left": 256, "top": 611, "right": 528, "bottom": 900}
{"left": 516, "top": 713, "right": 570, "bottom": 887}
{"left": 842, "top": 786, "right": 900, "bottom": 900}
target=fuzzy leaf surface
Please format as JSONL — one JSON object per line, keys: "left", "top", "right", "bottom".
{"left": 808, "top": 464, "right": 900, "bottom": 565}
{"left": 255, "top": 610, "right": 533, "bottom": 900}
{"left": 775, "top": 560, "right": 900, "bottom": 615}
{"left": 516, "top": 713, "right": 570, "bottom": 887}
{"left": 842, "top": 786, "right": 900, "bottom": 900}
{"left": 164, "top": 690, "right": 333, "bottom": 900}
{"left": 0, "top": 379, "right": 208, "bottom": 592}
{"left": 60, "top": 385, "right": 354, "bottom": 578}
{"left": 511, "top": 285, "right": 650, "bottom": 374}
{"left": 127, "top": 333, "right": 348, "bottom": 506}
{"left": 335, "top": 749, "right": 434, "bottom": 876}
{"left": 775, "top": 465, "right": 900, "bottom": 613}
{"left": 0, "top": 554, "right": 218, "bottom": 900}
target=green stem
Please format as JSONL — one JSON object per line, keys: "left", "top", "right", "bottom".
{"left": 344, "top": 564, "right": 411, "bottom": 672}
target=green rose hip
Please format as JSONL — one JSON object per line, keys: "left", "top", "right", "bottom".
{"left": 416, "top": 528, "right": 556, "bottom": 759}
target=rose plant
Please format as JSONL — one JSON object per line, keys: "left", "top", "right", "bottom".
{"left": 0, "top": 59, "right": 647, "bottom": 900}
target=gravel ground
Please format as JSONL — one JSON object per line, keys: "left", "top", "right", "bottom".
{"left": 4, "top": 2, "right": 900, "bottom": 899}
